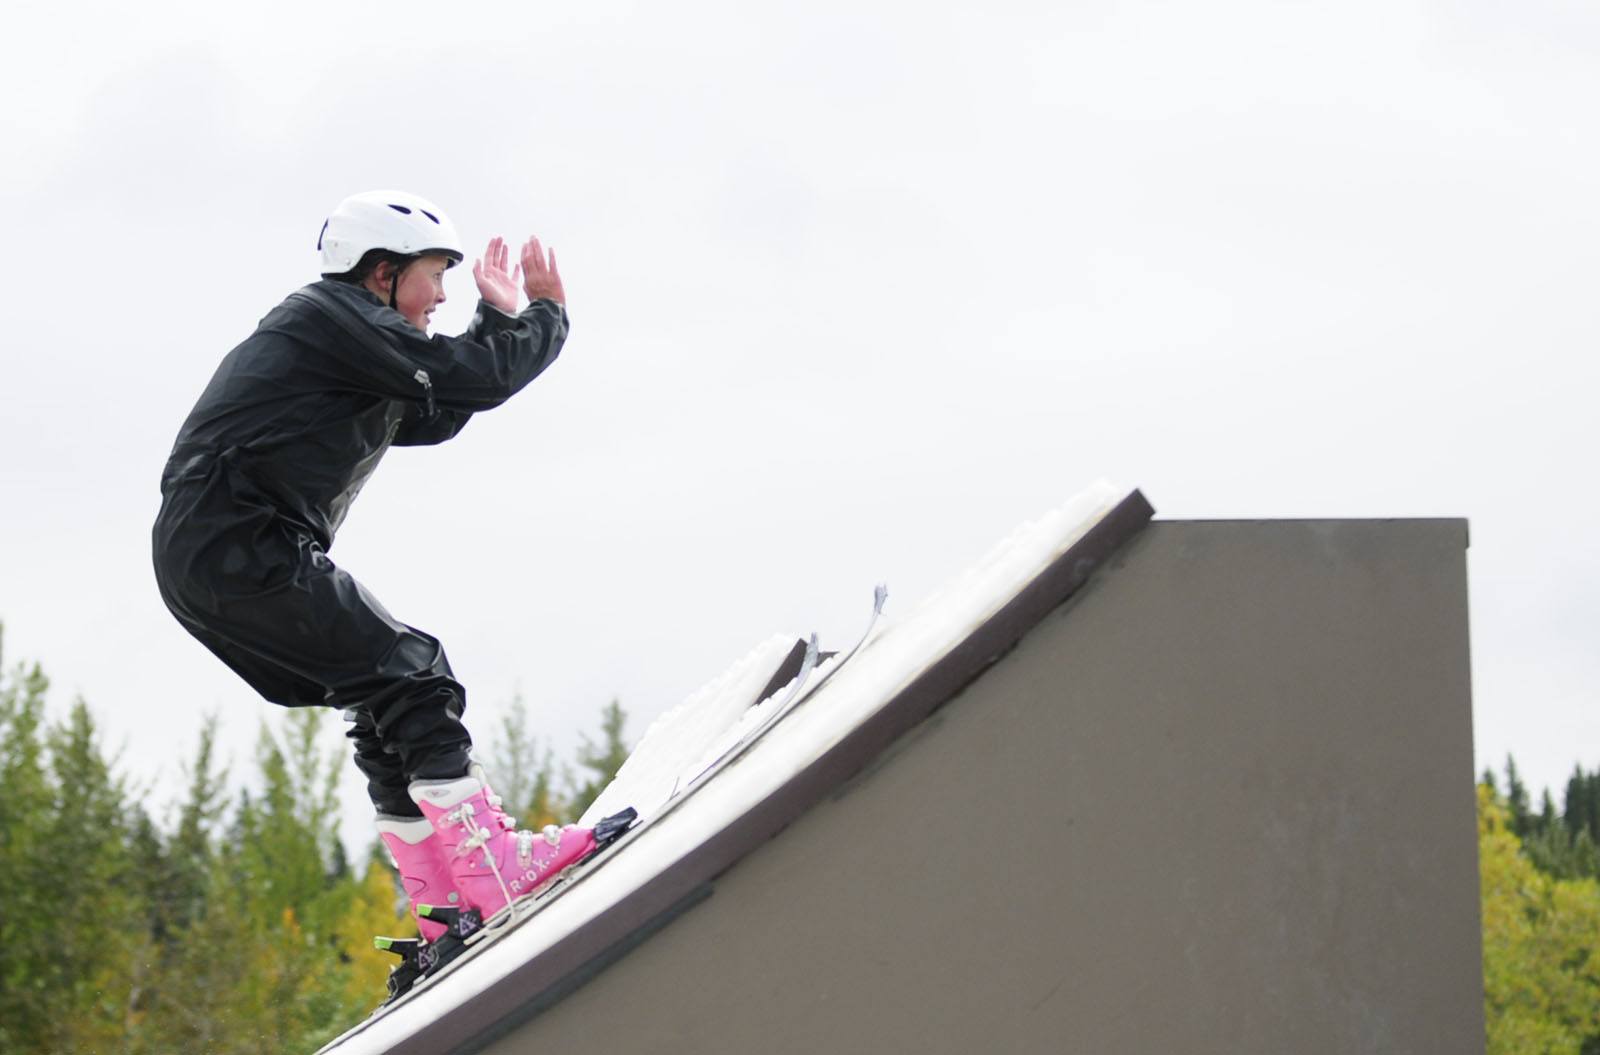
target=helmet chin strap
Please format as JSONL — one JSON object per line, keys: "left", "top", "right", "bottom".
{"left": 388, "top": 266, "right": 401, "bottom": 310}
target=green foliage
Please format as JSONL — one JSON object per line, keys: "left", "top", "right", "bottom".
{"left": 1479, "top": 783, "right": 1600, "bottom": 1055}
{"left": 1525, "top": 825, "right": 1600, "bottom": 883}
{"left": 0, "top": 632, "right": 55, "bottom": 1053}
{"left": 42, "top": 697, "right": 148, "bottom": 1053}
{"left": 169, "top": 709, "right": 341, "bottom": 1052}
{"left": 0, "top": 624, "right": 636, "bottom": 1054}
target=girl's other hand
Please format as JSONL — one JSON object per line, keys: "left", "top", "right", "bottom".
{"left": 520, "top": 236, "right": 565, "bottom": 306}
{"left": 472, "top": 236, "right": 521, "bottom": 314}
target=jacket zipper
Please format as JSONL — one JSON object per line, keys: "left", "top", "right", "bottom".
{"left": 413, "top": 368, "right": 436, "bottom": 418}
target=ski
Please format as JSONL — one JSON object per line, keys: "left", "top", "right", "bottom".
{"left": 687, "top": 583, "right": 886, "bottom": 785}
{"left": 513, "top": 584, "right": 884, "bottom": 910}
{"left": 671, "top": 633, "right": 821, "bottom": 798}
{"left": 335, "top": 586, "right": 887, "bottom": 1048}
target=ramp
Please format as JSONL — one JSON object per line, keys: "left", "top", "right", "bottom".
{"left": 320, "top": 483, "right": 1483, "bottom": 1055}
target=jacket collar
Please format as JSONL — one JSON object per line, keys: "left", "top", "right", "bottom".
{"left": 306, "top": 278, "right": 430, "bottom": 346}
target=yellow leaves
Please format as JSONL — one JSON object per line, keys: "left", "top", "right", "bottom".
{"left": 331, "top": 859, "right": 412, "bottom": 1013}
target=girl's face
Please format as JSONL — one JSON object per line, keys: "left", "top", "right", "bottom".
{"left": 388, "top": 255, "right": 451, "bottom": 332}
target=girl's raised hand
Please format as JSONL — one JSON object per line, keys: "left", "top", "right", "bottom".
{"left": 520, "top": 236, "right": 565, "bottom": 306}
{"left": 472, "top": 236, "right": 521, "bottom": 314}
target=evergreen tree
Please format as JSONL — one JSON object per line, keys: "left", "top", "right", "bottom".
{"left": 170, "top": 714, "right": 228, "bottom": 934}
{"left": 569, "top": 698, "right": 630, "bottom": 820}
{"left": 234, "top": 708, "right": 355, "bottom": 1046}
{"left": 123, "top": 805, "right": 166, "bottom": 1046}
{"left": 40, "top": 697, "right": 145, "bottom": 1052}
{"left": 1505, "top": 755, "right": 1532, "bottom": 839}
{"left": 0, "top": 631, "right": 53, "bottom": 1053}
{"left": 1498, "top": 762, "right": 1600, "bottom": 883}
{"left": 1523, "top": 822, "right": 1600, "bottom": 882}
{"left": 487, "top": 691, "right": 563, "bottom": 826}
{"left": 1564, "top": 766, "right": 1600, "bottom": 846}
{"left": 136, "top": 708, "right": 369, "bottom": 1053}
{"left": 1591, "top": 771, "right": 1600, "bottom": 844}
{"left": 122, "top": 718, "right": 234, "bottom": 1051}
{"left": 0, "top": 645, "right": 150, "bottom": 1052}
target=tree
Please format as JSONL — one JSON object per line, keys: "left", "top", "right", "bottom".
{"left": 1505, "top": 755, "right": 1532, "bottom": 839}
{"left": 1498, "top": 759, "right": 1600, "bottom": 883}
{"left": 569, "top": 698, "right": 630, "bottom": 821}
{"left": 0, "top": 623, "right": 644, "bottom": 1053}
{"left": 165, "top": 713, "right": 229, "bottom": 936}
{"left": 0, "top": 634, "right": 158, "bottom": 1053}
{"left": 1479, "top": 783, "right": 1600, "bottom": 1054}
{"left": 1524, "top": 823, "right": 1600, "bottom": 883}
{"left": 0, "top": 629, "right": 54, "bottom": 1053}
{"left": 39, "top": 697, "right": 146, "bottom": 1052}
{"left": 486, "top": 691, "right": 563, "bottom": 827}
{"left": 136, "top": 708, "right": 374, "bottom": 1054}
{"left": 328, "top": 853, "right": 410, "bottom": 1014}
{"left": 223, "top": 708, "right": 360, "bottom": 1050}
{"left": 1565, "top": 767, "right": 1600, "bottom": 846}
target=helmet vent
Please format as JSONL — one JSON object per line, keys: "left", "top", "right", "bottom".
{"left": 317, "top": 219, "right": 329, "bottom": 251}
{"left": 387, "top": 204, "right": 413, "bottom": 215}
{"left": 420, "top": 209, "right": 441, "bottom": 224}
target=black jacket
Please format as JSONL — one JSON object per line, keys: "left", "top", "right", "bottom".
{"left": 156, "top": 279, "right": 568, "bottom": 552}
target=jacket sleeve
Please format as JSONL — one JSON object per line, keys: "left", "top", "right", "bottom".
{"left": 406, "top": 298, "right": 568, "bottom": 414}
{"left": 392, "top": 407, "right": 473, "bottom": 446}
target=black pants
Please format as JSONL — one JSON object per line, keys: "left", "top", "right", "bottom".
{"left": 153, "top": 470, "right": 471, "bottom": 817}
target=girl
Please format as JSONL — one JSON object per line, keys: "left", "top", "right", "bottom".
{"left": 152, "top": 190, "right": 596, "bottom": 947}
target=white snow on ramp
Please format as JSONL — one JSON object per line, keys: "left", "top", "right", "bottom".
{"left": 320, "top": 479, "right": 1129, "bottom": 1055}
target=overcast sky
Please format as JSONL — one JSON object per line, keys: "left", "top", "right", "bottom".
{"left": 2, "top": 0, "right": 1596, "bottom": 850}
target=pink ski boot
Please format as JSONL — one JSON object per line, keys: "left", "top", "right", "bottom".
{"left": 408, "top": 770, "right": 596, "bottom": 922}
{"left": 375, "top": 815, "right": 462, "bottom": 943}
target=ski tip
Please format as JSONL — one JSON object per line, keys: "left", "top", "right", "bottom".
{"left": 594, "top": 806, "right": 639, "bottom": 844}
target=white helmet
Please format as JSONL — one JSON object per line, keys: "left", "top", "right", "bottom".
{"left": 317, "top": 189, "right": 464, "bottom": 275}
